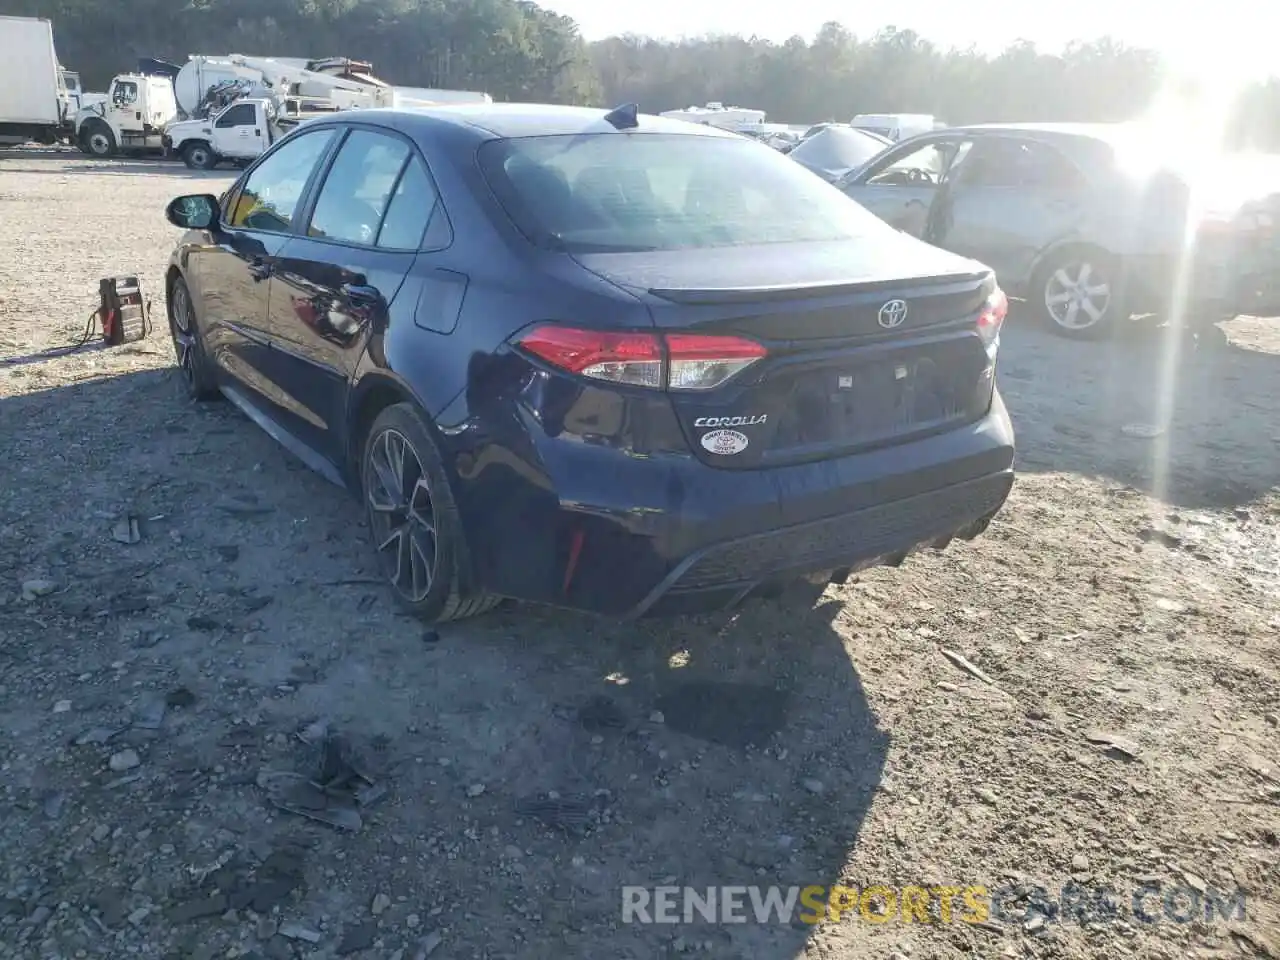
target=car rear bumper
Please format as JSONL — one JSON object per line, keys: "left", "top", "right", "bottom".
{"left": 458, "top": 391, "right": 1015, "bottom": 617}
{"left": 1127, "top": 248, "right": 1280, "bottom": 320}
{"left": 631, "top": 469, "right": 1011, "bottom": 616}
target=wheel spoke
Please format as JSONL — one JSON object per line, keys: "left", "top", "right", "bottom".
{"left": 367, "top": 484, "right": 400, "bottom": 513}
{"left": 1085, "top": 282, "right": 1110, "bottom": 296}
{"left": 371, "top": 434, "right": 404, "bottom": 509}
{"left": 407, "top": 527, "right": 435, "bottom": 598}
{"left": 1080, "top": 299, "right": 1103, "bottom": 322}
{"left": 387, "top": 433, "right": 409, "bottom": 499}
{"left": 377, "top": 526, "right": 403, "bottom": 554}
{"left": 394, "top": 523, "right": 413, "bottom": 591}
{"left": 1046, "top": 290, "right": 1072, "bottom": 305}
{"left": 1054, "top": 267, "right": 1073, "bottom": 287}
{"left": 1065, "top": 301, "right": 1081, "bottom": 327}
{"left": 407, "top": 477, "right": 435, "bottom": 531}
{"left": 1077, "top": 262, "right": 1093, "bottom": 286}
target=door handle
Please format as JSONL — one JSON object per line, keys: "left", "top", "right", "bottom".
{"left": 342, "top": 283, "right": 380, "bottom": 305}
{"left": 248, "top": 259, "right": 271, "bottom": 281}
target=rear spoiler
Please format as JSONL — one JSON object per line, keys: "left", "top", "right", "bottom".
{"left": 647, "top": 271, "right": 990, "bottom": 304}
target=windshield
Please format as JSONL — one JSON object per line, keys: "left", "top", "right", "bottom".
{"left": 790, "top": 127, "right": 890, "bottom": 174}
{"left": 477, "top": 132, "right": 890, "bottom": 253}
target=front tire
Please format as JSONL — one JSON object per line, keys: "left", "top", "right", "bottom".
{"left": 361, "top": 403, "right": 500, "bottom": 623}
{"left": 181, "top": 141, "right": 219, "bottom": 170}
{"left": 168, "top": 276, "right": 219, "bottom": 401}
{"left": 1034, "top": 250, "right": 1125, "bottom": 340}
{"left": 80, "top": 121, "right": 117, "bottom": 158}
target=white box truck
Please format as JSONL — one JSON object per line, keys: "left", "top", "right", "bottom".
{"left": 0, "top": 15, "right": 73, "bottom": 145}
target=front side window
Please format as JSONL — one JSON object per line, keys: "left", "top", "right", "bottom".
{"left": 226, "top": 128, "right": 336, "bottom": 233}
{"left": 307, "top": 130, "right": 411, "bottom": 245}
{"left": 865, "top": 140, "right": 966, "bottom": 187}
{"left": 478, "top": 132, "right": 889, "bottom": 253}
{"left": 113, "top": 81, "right": 138, "bottom": 105}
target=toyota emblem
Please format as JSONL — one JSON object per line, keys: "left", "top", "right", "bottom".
{"left": 878, "top": 299, "right": 909, "bottom": 328}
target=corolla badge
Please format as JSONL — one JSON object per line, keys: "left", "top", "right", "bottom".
{"left": 701, "top": 429, "right": 749, "bottom": 455}
{"left": 878, "top": 299, "right": 909, "bottom": 328}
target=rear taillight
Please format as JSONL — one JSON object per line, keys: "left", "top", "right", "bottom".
{"left": 515, "top": 325, "right": 766, "bottom": 391}
{"left": 976, "top": 287, "right": 1007, "bottom": 346}
{"left": 665, "top": 333, "right": 767, "bottom": 390}
{"left": 514, "top": 326, "right": 663, "bottom": 387}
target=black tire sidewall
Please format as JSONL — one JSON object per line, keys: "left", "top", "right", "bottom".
{"left": 1035, "top": 251, "right": 1123, "bottom": 340}
{"left": 361, "top": 403, "right": 468, "bottom": 621}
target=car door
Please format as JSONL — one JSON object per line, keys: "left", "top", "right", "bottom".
{"left": 925, "top": 136, "right": 1090, "bottom": 291}
{"left": 260, "top": 125, "right": 450, "bottom": 462}
{"left": 841, "top": 135, "right": 971, "bottom": 236}
{"left": 197, "top": 126, "right": 338, "bottom": 414}
{"left": 211, "top": 102, "right": 270, "bottom": 159}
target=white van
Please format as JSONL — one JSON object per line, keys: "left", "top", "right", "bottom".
{"left": 850, "top": 113, "right": 940, "bottom": 142}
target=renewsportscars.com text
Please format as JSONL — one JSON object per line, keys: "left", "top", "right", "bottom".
{"left": 621, "top": 882, "right": 1247, "bottom": 926}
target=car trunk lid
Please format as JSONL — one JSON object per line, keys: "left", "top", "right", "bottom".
{"left": 573, "top": 240, "right": 998, "bottom": 469}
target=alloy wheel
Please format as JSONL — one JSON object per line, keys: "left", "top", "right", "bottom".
{"left": 1044, "top": 261, "right": 1112, "bottom": 331}
{"left": 170, "top": 282, "right": 197, "bottom": 383}
{"left": 366, "top": 429, "right": 438, "bottom": 603}
{"left": 88, "top": 132, "right": 112, "bottom": 156}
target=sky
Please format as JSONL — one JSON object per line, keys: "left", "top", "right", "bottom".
{"left": 538, "top": 0, "right": 1272, "bottom": 81}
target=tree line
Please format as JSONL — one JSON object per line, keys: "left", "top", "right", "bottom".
{"left": 3, "top": 0, "right": 1277, "bottom": 149}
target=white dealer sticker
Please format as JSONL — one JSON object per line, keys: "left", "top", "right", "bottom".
{"left": 700, "top": 429, "right": 749, "bottom": 455}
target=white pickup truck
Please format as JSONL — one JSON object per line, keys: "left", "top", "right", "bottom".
{"left": 163, "top": 98, "right": 309, "bottom": 168}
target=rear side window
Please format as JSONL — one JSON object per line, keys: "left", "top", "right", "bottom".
{"left": 308, "top": 130, "right": 411, "bottom": 245}
{"left": 955, "top": 138, "right": 1086, "bottom": 189}
{"left": 478, "top": 132, "right": 888, "bottom": 253}
{"left": 376, "top": 157, "right": 441, "bottom": 250}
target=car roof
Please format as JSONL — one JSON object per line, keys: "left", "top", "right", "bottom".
{"left": 327, "top": 103, "right": 740, "bottom": 141}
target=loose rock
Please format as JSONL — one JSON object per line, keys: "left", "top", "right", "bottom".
{"left": 108, "top": 748, "right": 140, "bottom": 772}
{"left": 21, "top": 579, "right": 58, "bottom": 601}
{"left": 278, "top": 921, "right": 322, "bottom": 943}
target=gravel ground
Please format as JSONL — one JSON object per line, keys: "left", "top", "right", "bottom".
{"left": 1, "top": 150, "right": 1278, "bottom": 960}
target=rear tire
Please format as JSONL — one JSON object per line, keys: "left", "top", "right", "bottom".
{"left": 181, "top": 141, "right": 219, "bottom": 170}
{"left": 361, "top": 403, "right": 500, "bottom": 623}
{"left": 1034, "top": 249, "right": 1126, "bottom": 340}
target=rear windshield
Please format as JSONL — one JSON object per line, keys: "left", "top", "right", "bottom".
{"left": 790, "top": 127, "right": 889, "bottom": 174}
{"left": 477, "top": 132, "right": 889, "bottom": 253}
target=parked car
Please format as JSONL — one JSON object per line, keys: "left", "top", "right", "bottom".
{"left": 788, "top": 124, "right": 892, "bottom": 182}
{"left": 851, "top": 114, "right": 941, "bottom": 141}
{"left": 161, "top": 103, "right": 1015, "bottom": 623}
{"left": 839, "top": 122, "right": 1280, "bottom": 338}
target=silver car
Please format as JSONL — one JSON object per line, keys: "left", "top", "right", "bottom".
{"left": 840, "top": 122, "right": 1280, "bottom": 339}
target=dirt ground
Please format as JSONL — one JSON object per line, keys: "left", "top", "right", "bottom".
{"left": 0, "top": 149, "right": 1277, "bottom": 960}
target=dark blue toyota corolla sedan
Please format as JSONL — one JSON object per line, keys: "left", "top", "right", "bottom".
{"left": 162, "top": 103, "right": 1015, "bottom": 622}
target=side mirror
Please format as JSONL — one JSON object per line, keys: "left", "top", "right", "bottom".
{"left": 165, "top": 194, "right": 219, "bottom": 230}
